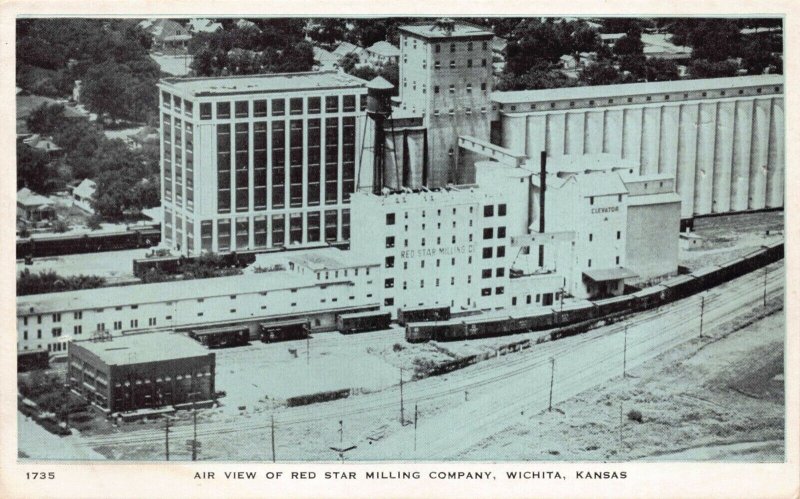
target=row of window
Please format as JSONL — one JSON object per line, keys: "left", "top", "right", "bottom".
{"left": 386, "top": 256, "right": 473, "bottom": 269}
{"left": 587, "top": 231, "right": 622, "bottom": 242}
{"left": 22, "top": 311, "right": 82, "bottom": 325}
{"left": 501, "top": 86, "right": 783, "bottom": 112}
{"left": 385, "top": 275, "right": 474, "bottom": 289}
{"left": 404, "top": 39, "right": 490, "bottom": 52}
{"left": 432, "top": 59, "right": 488, "bottom": 70}
{"left": 191, "top": 95, "right": 366, "bottom": 120}
{"left": 482, "top": 246, "right": 506, "bottom": 259}
{"left": 510, "top": 292, "right": 556, "bottom": 307}
{"left": 586, "top": 256, "right": 621, "bottom": 268}
{"left": 432, "top": 82, "right": 488, "bottom": 94}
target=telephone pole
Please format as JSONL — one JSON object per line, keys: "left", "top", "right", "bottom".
{"left": 192, "top": 402, "right": 198, "bottom": 461}
{"left": 399, "top": 368, "right": 405, "bottom": 424}
{"left": 548, "top": 357, "right": 555, "bottom": 412}
{"left": 699, "top": 295, "right": 705, "bottom": 338}
{"left": 763, "top": 265, "right": 768, "bottom": 307}
{"left": 306, "top": 336, "right": 310, "bottom": 365}
{"left": 164, "top": 418, "right": 170, "bottom": 461}
{"left": 623, "top": 325, "right": 628, "bottom": 378}
{"left": 413, "top": 404, "right": 418, "bottom": 453}
{"left": 270, "top": 414, "right": 276, "bottom": 463}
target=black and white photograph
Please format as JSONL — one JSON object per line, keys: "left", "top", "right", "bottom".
{"left": 4, "top": 4, "right": 797, "bottom": 498}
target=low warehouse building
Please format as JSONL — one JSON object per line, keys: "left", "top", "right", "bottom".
{"left": 67, "top": 332, "right": 215, "bottom": 414}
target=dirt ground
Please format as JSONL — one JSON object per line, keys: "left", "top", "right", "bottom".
{"left": 680, "top": 210, "right": 784, "bottom": 270}
{"left": 458, "top": 304, "right": 785, "bottom": 462}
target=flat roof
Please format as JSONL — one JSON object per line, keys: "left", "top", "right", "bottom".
{"left": 17, "top": 270, "right": 320, "bottom": 316}
{"left": 288, "top": 248, "right": 379, "bottom": 271}
{"left": 492, "top": 75, "right": 785, "bottom": 105}
{"left": 73, "top": 332, "right": 209, "bottom": 365}
{"left": 583, "top": 268, "right": 638, "bottom": 282}
{"left": 399, "top": 22, "right": 493, "bottom": 40}
{"left": 627, "top": 192, "right": 682, "bottom": 206}
{"left": 159, "top": 71, "right": 368, "bottom": 97}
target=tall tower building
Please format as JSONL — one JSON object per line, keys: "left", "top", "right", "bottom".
{"left": 157, "top": 72, "right": 368, "bottom": 256}
{"left": 397, "top": 20, "right": 494, "bottom": 187}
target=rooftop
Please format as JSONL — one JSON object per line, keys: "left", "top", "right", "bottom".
{"left": 367, "top": 41, "right": 400, "bottom": 57}
{"left": 72, "top": 332, "right": 210, "bottom": 365}
{"left": 159, "top": 71, "right": 368, "bottom": 97}
{"left": 492, "top": 74, "right": 785, "bottom": 105}
{"left": 399, "top": 21, "right": 493, "bottom": 40}
{"left": 545, "top": 153, "right": 639, "bottom": 174}
{"left": 17, "top": 270, "right": 319, "bottom": 316}
{"left": 287, "top": 247, "right": 379, "bottom": 272}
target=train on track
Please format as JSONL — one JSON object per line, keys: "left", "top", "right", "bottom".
{"left": 336, "top": 310, "right": 392, "bottom": 334}
{"left": 189, "top": 325, "right": 251, "bottom": 348}
{"left": 17, "top": 225, "right": 161, "bottom": 259}
{"left": 405, "top": 241, "right": 783, "bottom": 343}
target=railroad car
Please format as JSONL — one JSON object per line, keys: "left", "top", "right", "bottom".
{"left": 659, "top": 274, "right": 696, "bottom": 303}
{"left": 631, "top": 285, "right": 667, "bottom": 310}
{"left": 690, "top": 265, "right": 724, "bottom": 290}
{"left": 17, "top": 349, "right": 49, "bottom": 372}
{"left": 594, "top": 294, "right": 636, "bottom": 316}
{"left": 397, "top": 305, "right": 451, "bottom": 326}
{"left": 405, "top": 320, "right": 456, "bottom": 343}
{"left": 189, "top": 325, "right": 250, "bottom": 348}
{"left": 552, "top": 300, "right": 597, "bottom": 326}
{"left": 336, "top": 310, "right": 391, "bottom": 334}
{"left": 17, "top": 225, "right": 160, "bottom": 259}
{"left": 508, "top": 307, "right": 555, "bottom": 332}
{"left": 259, "top": 319, "right": 310, "bottom": 343}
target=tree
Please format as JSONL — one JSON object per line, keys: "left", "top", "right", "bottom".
{"left": 571, "top": 24, "right": 601, "bottom": 53}
{"left": 308, "top": 19, "right": 347, "bottom": 46}
{"left": 26, "top": 103, "right": 66, "bottom": 134}
{"left": 81, "top": 61, "right": 133, "bottom": 123}
{"left": 644, "top": 58, "right": 680, "bottom": 81}
{"left": 17, "top": 268, "right": 106, "bottom": 295}
{"left": 17, "top": 145, "right": 56, "bottom": 193}
{"left": 505, "top": 19, "right": 574, "bottom": 74}
{"left": 339, "top": 52, "right": 360, "bottom": 74}
{"left": 612, "top": 33, "right": 643, "bottom": 57}
{"left": 689, "top": 59, "right": 738, "bottom": 78}
{"left": 580, "top": 62, "right": 624, "bottom": 86}
{"left": 496, "top": 67, "right": 575, "bottom": 91}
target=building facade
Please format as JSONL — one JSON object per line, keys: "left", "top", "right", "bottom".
{"left": 158, "top": 72, "right": 368, "bottom": 256}
{"left": 492, "top": 75, "right": 784, "bottom": 223}
{"left": 68, "top": 332, "right": 215, "bottom": 414}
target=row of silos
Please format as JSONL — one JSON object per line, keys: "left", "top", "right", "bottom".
{"left": 501, "top": 96, "right": 784, "bottom": 219}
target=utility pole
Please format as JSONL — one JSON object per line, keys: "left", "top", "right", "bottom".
{"left": 399, "top": 368, "right": 405, "bottom": 424}
{"left": 763, "top": 265, "right": 768, "bottom": 307}
{"left": 165, "top": 418, "right": 170, "bottom": 461}
{"left": 623, "top": 325, "right": 628, "bottom": 378}
{"left": 192, "top": 401, "right": 198, "bottom": 461}
{"left": 413, "top": 404, "right": 418, "bottom": 453}
{"left": 270, "top": 414, "right": 276, "bottom": 463}
{"left": 619, "top": 403, "right": 623, "bottom": 448}
{"left": 306, "top": 336, "right": 310, "bottom": 366}
{"left": 699, "top": 295, "right": 705, "bottom": 338}
{"left": 339, "top": 420, "right": 344, "bottom": 445}
{"left": 548, "top": 357, "right": 555, "bottom": 412}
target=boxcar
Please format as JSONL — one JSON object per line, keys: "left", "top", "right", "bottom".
{"left": 552, "top": 300, "right": 596, "bottom": 326}
{"left": 259, "top": 319, "right": 310, "bottom": 343}
{"left": 337, "top": 310, "right": 392, "bottom": 334}
{"left": 405, "top": 320, "right": 459, "bottom": 343}
{"left": 632, "top": 285, "right": 667, "bottom": 311}
{"left": 460, "top": 315, "right": 514, "bottom": 340}
{"left": 18, "top": 349, "right": 49, "bottom": 372}
{"left": 509, "top": 308, "right": 555, "bottom": 332}
{"left": 594, "top": 294, "right": 635, "bottom": 317}
{"left": 189, "top": 325, "right": 250, "bottom": 348}
{"left": 690, "top": 265, "right": 723, "bottom": 291}
{"left": 660, "top": 274, "right": 697, "bottom": 303}
{"left": 397, "top": 306, "right": 451, "bottom": 326}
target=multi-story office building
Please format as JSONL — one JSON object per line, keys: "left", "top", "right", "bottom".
{"left": 157, "top": 71, "right": 368, "bottom": 256}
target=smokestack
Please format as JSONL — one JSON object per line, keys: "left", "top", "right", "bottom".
{"left": 538, "top": 151, "right": 546, "bottom": 268}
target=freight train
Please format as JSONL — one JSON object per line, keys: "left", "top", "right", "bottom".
{"left": 189, "top": 325, "right": 251, "bottom": 348}
{"left": 336, "top": 310, "right": 392, "bottom": 334}
{"left": 405, "top": 241, "right": 783, "bottom": 343}
{"left": 259, "top": 319, "right": 310, "bottom": 343}
{"left": 17, "top": 225, "right": 161, "bottom": 259}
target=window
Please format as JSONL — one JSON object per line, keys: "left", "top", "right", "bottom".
{"left": 590, "top": 197, "right": 594, "bottom": 205}
{"left": 497, "top": 246, "right": 506, "bottom": 258}
{"left": 435, "top": 44, "right": 441, "bottom": 53}
{"left": 616, "top": 256, "right": 620, "bottom": 265}
{"left": 385, "top": 298, "right": 394, "bottom": 306}
{"left": 308, "top": 97, "right": 321, "bottom": 114}
{"left": 114, "top": 321, "right": 122, "bottom": 330}
{"left": 52, "top": 313, "right": 61, "bottom": 322}
{"left": 588, "top": 259, "right": 592, "bottom": 267}
{"left": 51, "top": 327, "right": 62, "bottom": 337}
{"left": 200, "top": 102, "right": 212, "bottom": 119}
{"left": 481, "top": 59, "right": 487, "bottom": 67}
{"left": 386, "top": 213, "right": 395, "bottom": 225}
{"left": 496, "top": 268, "right": 505, "bottom": 277}
{"left": 483, "top": 247, "right": 493, "bottom": 259}
{"left": 484, "top": 205, "right": 494, "bottom": 217}
{"left": 498, "top": 204, "right": 507, "bottom": 216}
{"left": 73, "top": 325, "right": 82, "bottom": 335}
{"left": 466, "top": 84, "right": 472, "bottom": 93}
{"left": 434, "top": 61, "right": 441, "bottom": 69}
{"left": 467, "top": 41, "right": 473, "bottom": 51}
{"left": 497, "top": 227, "right": 506, "bottom": 238}
{"left": 450, "top": 43, "right": 456, "bottom": 52}
{"left": 483, "top": 227, "right": 493, "bottom": 239}
{"left": 449, "top": 84, "right": 455, "bottom": 93}
{"left": 495, "top": 287, "right": 504, "bottom": 295}
{"left": 385, "top": 278, "right": 394, "bottom": 289}
{"left": 290, "top": 97, "right": 303, "bottom": 115}
{"left": 482, "top": 269, "right": 492, "bottom": 278}
{"left": 235, "top": 101, "right": 248, "bottom": 118}
{"left": 450, "top": 60, "right": 456, "bottom": 68}
{"left": 482, "top": 288, "right": 491, "bottom": 296}
{"left": 617, "top": 231, "right": 621, "bottom": 240}
{"left": 386, "top": 236, "right": 395, "bottom": 248}
{"left": 482, "top": 41, "right": 488, "bottom": 50}
{"left": 254, "top": 100, "right": 267, "bottom": 117}
{"left": 272, "top": 98, "right": 285, "bottom": 116}
{"left": 467, "top": 59, "right": 473, "bottom": 68}
{"left": 385, "top": 256, "right": 395, "bottom": 268}
{"left": 217, "top": 102, "right": 230, "bottom": 119}
{"left": 526, "top": 295, "right": 532, "bottom": 304}
{"left": 343, "top": 95, "right": 356, "bottom": 112}
{"left": 434, "top": 85, "right": 440, "bottom": 94}
{"left": 130, "top": 319, "right": 138, "bottom": 328}
{"left": 148, "top": 318, "right": 157, "bottom": 327}
{"left": 589, "top": 233, "right": 593, "bottom": 242}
